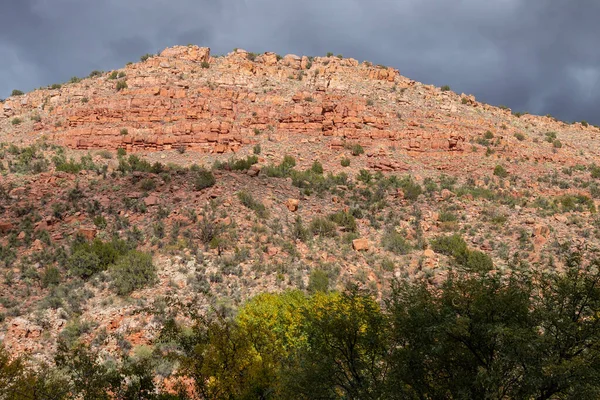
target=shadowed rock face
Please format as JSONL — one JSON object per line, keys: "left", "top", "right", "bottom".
{"left": 1, "top": 45, "right": 471, "bottom": 154}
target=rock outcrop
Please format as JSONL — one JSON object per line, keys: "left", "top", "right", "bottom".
{"left": 1, "top": 46, "right": 470, "bottom": 154}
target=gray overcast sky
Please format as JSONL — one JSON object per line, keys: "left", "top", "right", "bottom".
{"left": 1, "top": 0, "right": 599, "bottom": 125}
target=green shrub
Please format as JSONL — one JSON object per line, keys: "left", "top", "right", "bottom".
{"left": 226, "top": 155, "right": 258, "bottom": 171}
{"left": 341, "top": 158, "right": 350, "bottom": 167}
{"left": 97, "top": 150, "right": 112, "bottom": 159}
{"left": 431, "top": 234, "right": 493, "bottom": 271}
{"left": 110, "top": 251, "right": 157, "bottom": 295}
{"left": 11, "top": 89, "right": 24, "bottom": 96}
{"left": 41, "top": 266, "right": 61, "bottom": 288}
{"left": 308, "top": 270, "right": 329, "bottom": 293}
{"left": 441, "top": 85, "right": 451, "bottom": 92}
{"left": 120, "top": 128, "right": 128, "bottom": 135}
{"left": 350, "top": 144, "right": 364, "bottom": 156}
{"left": 193, "top": 168, "right": 216, "bottom": 190}
{"left": 116, "top": 80, "right": 128, "bottom": 91}
{"left": 484, "top": 130, "right": 494, "bottom": 139}
{"left": 582, "top": 120, "right": 589, "bottom": 127}
{"left": 553, "top": 140, "right": 562, "bottom": 148}
{"left": 438, "top": 211, "right": 457, "bottom": 222}
{"left": 328, "top": 211, "right": 357, "bottom": 232}
{"left": 140, "top": 53, "right": 153, "bottom": 62}
{"left": 514, "top": 132, "right": 525, "bottom": 141}
{"left": 11, "top": 118, "right": 22, "bottom": 125}
{"left": 493, "top": 165, "right": 508, "bottom": 178}
{"left": 238, "top": 191, "right": 268, "bottom": 219}
{"left": 310, "top": 217, "right": 337, "bottom": 237}
{"left": 89, "top": 70, "right": 102, "bottom": 78}
{"left": 67, "top": 250, "right": 101, "bottom": 279}
{"left": 545, "top": 131, "right": 557, "bottom": 143}
{"left": 201, "top": 61, "right": 210, "bottom": 69}
{"left": 311, "top": 161, "right": 324, "bottom": 174}
{"left": 93, "top": 215, "right": 107, "bottom": 229}
{"left": 398, "top": 176, "right": 423, "bottom": 201}
{"left": 382, "top": 230, "right": 411, "bottom": 255}
{"left": 431, "top": 234, "right": 468, "bottom": 257}
{"left": 253, "top": 144, "right": 261, "bottom": 154}
{"left": 357, "top": 169, "right": 372, "bottom": 184}
{"left": 117, "top": 148, "right": 127, "bottom": 157}
{"left": 262, "top": 155, "right": 296, "bottom": 177}
{"left": 140, "top": 178, "right": 156, "bottom": 191}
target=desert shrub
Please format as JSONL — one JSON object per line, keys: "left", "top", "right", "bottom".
{"left": 431, "top": 234, "right": 468, "bottom": 257}
{"left": 559, "top": 194, "right": 596, "bottom": 213}
{"left": 441, "top": 85, "right": 451, "bottom": 91}
{"left": 514, "top": 132, "right": 525, "bottom": 141}
{"left": 553, "top": 139, "right": 562, "bottom": 148}
{"left": 97, "top": 150, "right": 112, "bottom": 159}
{"left": 341, "top": 157, "right": 350, "bottom": 167}
{"left": 11, "top": 89, "right": 24, "bottom": 96}
{"left": 328, "top": 211, "right": 357, "bottom": 232}
{"left": 11, "top": 117, "right": 22, "bottom": 125}
{"left": 41, "top": 266, "right": 61, "bottom": 288}
{"left": 350, "top": 144, "right": 364, "bottom": 156}
{"left": 67, "top": 250, "right": 101, "bottom": 279}
{"left": 116, "top": 80, "right": 128, "bottom": 91}
{"left": 311, "top": 161, "right": 324, "bottom": 175}
{"left": 545, "top": 131, "right": 557, "bottom": 143}
{"left": 308, "top": 270, "right": 329, "bottom": 293}
{"left": 438, "top": 211, "right": 457, "bottom": 222}
{"left": 93, "top": 215, "right": 107, "bottom": 229}
{"left": 262, "top": 155, "right": 296, "bottom": 177}
{"left": 238, "top": 191, "right": 268, "bottom": 219}
{"left": 224, "top": 155, "right": 258, "bottom": 171}
{"left": 70, "top": 238, "right": 129, "bottom": 275}
{"left": 140, "top": 178, "right": 156, "bottom": 191}
{"left": 140, "top": 53, "right": 153, "bottom": 62}
{"left": 291, "top": 216, "right": 309, "bottom": 242}
{"left": 493, "top": 165, "right": 508, "bottom": 178}
{"left": 201, "top": 61, "right": 210, "bottom": 69}
{"left": 310, "top": 217, "right": 337, "bottom": 237}
{"left": 431, "top": 234, "right": 493, "bottom": 271}
{"left": 381, "top": 229, "right": 411, "bottom": 255}
{"left": 398, "top": 176, "right": 423, "bottom": 201}
{"left": 253, "top": 144, "right": 261, "bottom": 154}
{"left": 110, "top": 251, "right": 157, "bottom": 295}
{"left": 193, "top": 168, "right": 216, "bottom": 190}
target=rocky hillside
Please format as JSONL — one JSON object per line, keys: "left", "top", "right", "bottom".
{"left": 1, "top": 45, "right": 600, "bottom": 364}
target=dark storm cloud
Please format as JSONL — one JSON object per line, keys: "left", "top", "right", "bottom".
{"left": 1, "top": 0, "right": 599, "bottom": 124}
